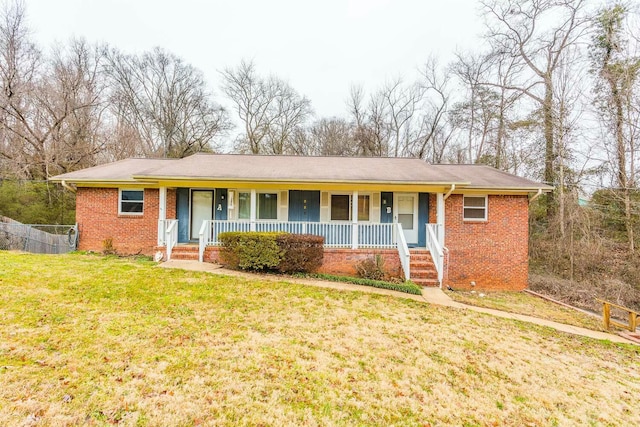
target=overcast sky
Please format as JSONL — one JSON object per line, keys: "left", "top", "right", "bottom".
{"left": 24, "top": 0, "right": 485, "bottom": 118}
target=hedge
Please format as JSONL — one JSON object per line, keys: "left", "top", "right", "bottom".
{"left": 298, "top": 273, "right": 423, "bottom": 295}
{"left": 218, "top": 232, "right": 324, "bottom": 273}
{"left": 218, "top": 232, "right": 283, "bottom": 271}
{"left": 276, "top": 234, "right": 324, "bottom": 273}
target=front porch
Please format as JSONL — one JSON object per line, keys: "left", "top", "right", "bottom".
{"left": 155, "top": 186, "right": 449, "bottom": 286}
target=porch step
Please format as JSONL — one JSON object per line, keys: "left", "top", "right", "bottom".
{"left": 409, "top": 249, "right": 438, "bottom": 287}
{"left": 169, "top": 245, "right": 199, "bottom": 261}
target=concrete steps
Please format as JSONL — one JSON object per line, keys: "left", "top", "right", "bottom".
{"left": 409, "top": 249, "right": 439, "bottom": 287}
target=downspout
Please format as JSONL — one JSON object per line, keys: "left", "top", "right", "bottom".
{"left": 443, "top": 184, "right": 455, "bottom": 200}
{"left": 529, "top": 189, "right": 543, "bottom": 204}
{"left": 61, "top": 180, "right": 76, "bottom": 193}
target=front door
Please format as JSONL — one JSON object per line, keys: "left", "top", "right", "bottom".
{"left": 191, "top": 190, "right": 213, "bottom": 240}
{"left": 395, "top": 193, "right": 418, "bottom": 245}
{"left": 288, "top": 190, "right": 320, "bottom": 222}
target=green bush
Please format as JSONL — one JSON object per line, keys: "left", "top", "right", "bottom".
{"left": 218, "top": 232, "right": 284, "bottom": 271}
{"left": 297, "top": 272, "right": 423, "bottom": 295}
{"left": 276, "top": 234, "right": 324, "bottom": 273}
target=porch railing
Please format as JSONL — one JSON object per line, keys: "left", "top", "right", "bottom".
{"left": 165, "top": 219, "right": 178, "bottom": 260}
{"left": 198, "top": 219, "right": 211, "bottom": 262}
{"left": 395, "top": 223, "right": 410, "bottom": 281}
{"left": 200, "top": 220, "right": 395, "bottom": 249}
{"left": 426, "top": 224, "right": 444, "bottom": 287}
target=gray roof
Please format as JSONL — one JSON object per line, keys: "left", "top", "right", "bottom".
{"left": 50, "top": 153, "right": 552, "bottom": 191}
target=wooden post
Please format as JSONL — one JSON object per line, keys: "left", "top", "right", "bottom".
{"left": 629, "top": 311, "right": 637, "bottom": 332}
{"left": 603, "top": 302, "right": 610, "bottom": 330}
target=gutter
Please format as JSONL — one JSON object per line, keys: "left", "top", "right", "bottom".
{"left": 529, "top": 188, "right": 543, "bottom": 203}
{"left": 61, "top": 180, "right": 76, "bottom": 193}
{"left": 443, "top": 184, "right": 456, "bottom": 200}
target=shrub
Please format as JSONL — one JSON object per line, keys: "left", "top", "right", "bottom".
{"left": 102, "top": 238, "right": 116, "bottom": 255}
{"left": 297, "top": 272, "right": 423, "bottom": 295}
{"left": 218, "top": 232, "right": 284, "bottom": 271}
{"left": 276, "top": 234, "right": 324, "bottom": 273}
{"left": 355, "top": 254, "right": 386, "bottom": 281}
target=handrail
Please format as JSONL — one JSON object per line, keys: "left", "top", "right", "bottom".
{"left": 395, "top": 223, "right": 410, "bottom": 281}
{"left": 597, "top": 299, "right": 639, "bottom": 332}
{"left": 198, "top": 220, "right": 211, "bottom": 262}
{"left": 165, "top": 219, "right": 178, "bottom": 261}
{"left": 426, "top": 224, "right": 444, "bottom": 287}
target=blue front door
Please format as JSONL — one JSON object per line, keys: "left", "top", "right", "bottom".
{"left": 288, "top": 191, "right": 320, "bottom": 222}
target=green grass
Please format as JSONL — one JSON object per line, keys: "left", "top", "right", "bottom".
{"left": 0, "top": 251, "right": 639, "bottom": 426}
{"left": 447, "top": 290, "right": 606, "bottom": 331}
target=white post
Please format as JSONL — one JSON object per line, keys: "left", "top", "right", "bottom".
{"left": 158, "top": 187, "right": 167, "bottom": 246}
{"left": 250, "top": 189, "right": 257, "bottom": 231}
{"left": 352, "top": 190, "right": 358, "bottom": 249}
{"left": 437, "top": 192, "right": 445, "bottom": 248}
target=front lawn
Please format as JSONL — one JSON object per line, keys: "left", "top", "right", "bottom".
{"left": 0, "top": 252, "right": 638, "bottom": 426}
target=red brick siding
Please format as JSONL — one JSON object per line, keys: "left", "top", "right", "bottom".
{"left": 76, "top": 187, "right": 160, "bottom": 255}
{"left": 443, "top": 194, "right": 529, "bottom": 290}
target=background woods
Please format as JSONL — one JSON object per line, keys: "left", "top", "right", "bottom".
{"left": 1, "top": 0, "right": 639, "bottom": 310}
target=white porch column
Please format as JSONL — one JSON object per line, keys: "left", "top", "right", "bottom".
{"left": 250, "top": 189, "right": 257, "bottom": 231}
{"left": 158, "top": 187, "right": 167, "bottom": 246}
{"left": 352, "top": 190, "right": 358, "bottom": 249}
{"left": 436, "top": 192, "right": 445, "bottom": 248}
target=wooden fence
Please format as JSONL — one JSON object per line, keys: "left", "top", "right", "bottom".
{"left": 0, "top": 216, "right": 77, "bottom": 254}
{"left": 597, "top": 299, "right": 639, "bottom": 332}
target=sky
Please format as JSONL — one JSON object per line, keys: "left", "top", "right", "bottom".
{"left": 24, "top": 0, "right": 485, "bottom": 119}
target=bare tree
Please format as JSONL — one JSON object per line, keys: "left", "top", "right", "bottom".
{"left": 0, "top": 2, "right": 106, "bottom": 178}
{"left": 220, "top": 60, "right": 312, "bottom": 154}
{"left": 482, "top": 0, "right": 591, "bottom": 213}
{"left": 107, "top": 47, "right": 231, "bottom": 158}
{"left": 591, "top": 3, "right": 640, "bottom": 252}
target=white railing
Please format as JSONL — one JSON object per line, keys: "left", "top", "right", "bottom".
{"left": 395, "top": 223, "right": 410, "bottom": 281}
{"left": 203, "top": 220, "right": 394, "bottom": 249}
{"left": 157, "top": 219, "right": 167, "bottom": 246}
{"left": 198, "top": 220, "right": 211, "bottom": 262}
{"left": 426, "top": 224, "right": 444, "bottom": 287}
{"left": 165, "top": 219, "right": 178, "bottom": 260}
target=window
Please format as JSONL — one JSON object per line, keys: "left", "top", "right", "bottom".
{"left": 237, "top": 191, "right": 279, "bottom": 220}
{"left": 258, "top": 193, "right": 278, "bottom": 220}
{"left": 330, "top": 194, "right": 370, "bottom": 221}
{"left": 119, "top": 190, "right": 144, "bottom": 215}
{"left": 238, "top": 192, "right": 250, "bottom": 219}
{"left": 463, "top": 196, "right": 487, "bottom": 221}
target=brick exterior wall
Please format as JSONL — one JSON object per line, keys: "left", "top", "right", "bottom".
{"left": 76, "top": 187, "right": 177, "bottom": 255}
{"left": 440, "top": 194, "right": 529, "bottom": 290}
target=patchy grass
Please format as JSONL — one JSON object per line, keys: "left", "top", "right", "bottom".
{"left": 0, "top": 252, "right": 639, "bottom": 426}
{"left": 446, "top": 290, "right": 606, "bottom": 332}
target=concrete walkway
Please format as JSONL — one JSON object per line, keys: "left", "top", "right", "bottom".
{"left": 159, "top": 260, "right": 636, "bottom": 345}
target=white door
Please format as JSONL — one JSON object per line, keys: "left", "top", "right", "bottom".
{"left": 191, "top": 190, "right": 213, "bottom": 240}
{"left": 395, "top": 193, "right": 418, "bottom": 244}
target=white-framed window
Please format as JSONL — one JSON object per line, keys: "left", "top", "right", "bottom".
{"left": 258, "top": 192, "right": 278, "bottom": 220}
{"left": 119, "top": 189, "right": 144, "bottom": 215}
{"left": 236, "top": 191, "right": 279, "bottom": 220}
{"left": 330, "top": 194, "right": 370, "bottom": 221}
{"left": 463, "top": 195, "right": 487, "bottom": 221}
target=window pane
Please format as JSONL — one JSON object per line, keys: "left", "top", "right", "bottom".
{"left": 122, "top": 190, "right": 143, "bottom": 201}
{"left": 258, "top": 193, "right": 278, "bottom": 220}
{"left": 238, "top": 192, "right": 250, "bottom": 219}
{"left": 331, "top": 195, "right": 350, "bottom": 221}
{"left": 120, "top": 190, "right": 143, "bottom": 213}
{"left": 399, "top": 213, "right": 413, "bottom": 229}
{"left": 358, "top": 195, "right": 370, "bottom": 221}
{"left": 121, "top": 201, "right": 143, "bottom": 213}
{"left": 464, "top": 196, "right": 486, "bottom": 208}
{"left": 464, "top": 208, "right": 486, "bottom": 219}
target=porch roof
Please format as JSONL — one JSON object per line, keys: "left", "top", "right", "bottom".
{"left": 50, "top": 153, "right": 552, "bottom": 192}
